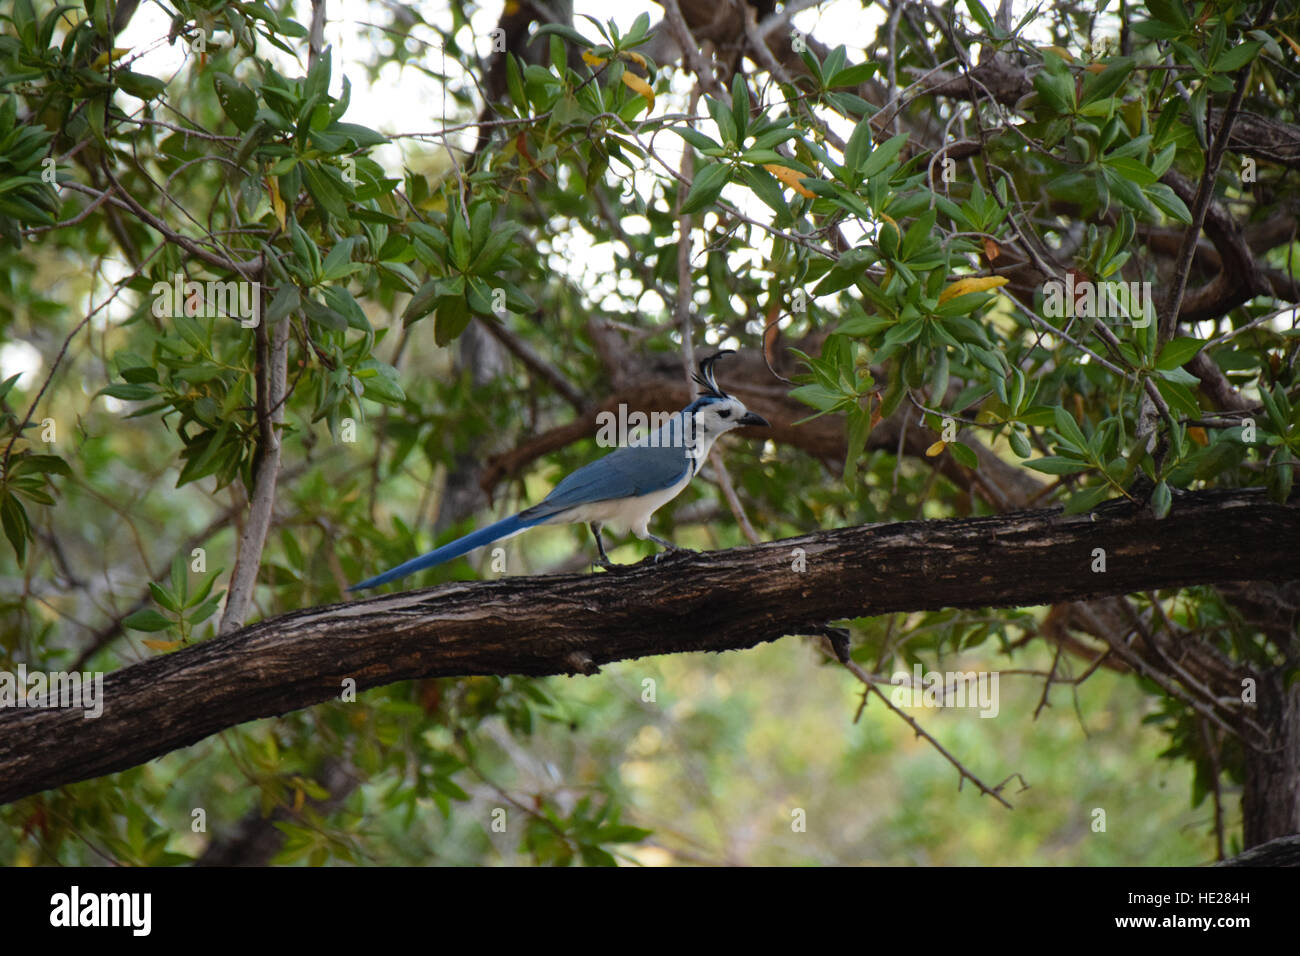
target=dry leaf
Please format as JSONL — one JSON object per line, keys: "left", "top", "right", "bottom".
{"left": 621, "top": 71, "right": 654, "bottom": 110}
{"left": 938, "top": 275, "right": 1009, "bottom": 304}
{"left": 764, "top": 164, "right": 816, "bottom": 198}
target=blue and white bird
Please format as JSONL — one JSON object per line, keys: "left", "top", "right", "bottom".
{"left": 350, "top": 351, "right": 769, "bottom": 590}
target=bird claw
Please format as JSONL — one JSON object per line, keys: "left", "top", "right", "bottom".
{"left": 651, "top": 547, "right": 696, "bottom": 564}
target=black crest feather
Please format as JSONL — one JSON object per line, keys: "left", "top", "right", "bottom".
{"left": 692, "top": 349, "right": 735, "bottom": 398}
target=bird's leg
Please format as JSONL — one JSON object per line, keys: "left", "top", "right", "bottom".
{"left": 647, "top": 532, "right": 697, "bottom": 562}
{"left": 647, "top": 532, "right": 678, "bottom": 551}
{"left": 589, "top": 522, "right": 614, "bottom": 568}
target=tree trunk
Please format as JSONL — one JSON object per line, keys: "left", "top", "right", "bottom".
{"left": 1243, "top": 679, "right": 1300, "bottom": 846}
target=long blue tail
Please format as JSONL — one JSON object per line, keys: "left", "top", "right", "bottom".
{"left": 349, "top": 512, "right": 534, "bottom": 590}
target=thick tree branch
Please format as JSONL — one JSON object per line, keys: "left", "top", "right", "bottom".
{"left": 1, "top": 488, "right": 1294, "bottom": 806}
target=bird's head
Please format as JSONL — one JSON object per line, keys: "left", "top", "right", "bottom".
{"left": 683, "top": 351, "right": 769, "bottom": 449}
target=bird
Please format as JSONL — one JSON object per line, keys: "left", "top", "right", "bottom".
{"left": 349, "top": 350, "right": 770, "bottom": 590}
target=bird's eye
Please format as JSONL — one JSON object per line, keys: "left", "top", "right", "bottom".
{"left": 718, "top": 408, "right": 731, "bottom": 418}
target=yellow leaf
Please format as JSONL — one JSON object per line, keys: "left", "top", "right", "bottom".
{"left": 925, "top": 440, "right": 947, "bottom": 457}
{"left": 268, "top": 176, "right": 286, "bottom": 231}
{"left": 938, "top": 275, "right": 1009, "bottom": 304}
{"left": 1281, "top": 31, "right": 1300, "bottom": 59}
{"left": 1084, "top": 63, "right": 1107, "bottom": 74}
{"left": 91, "top": 47, "right": 131, "bottom": 69}
{"left": 620, "top": 51, "right": 648, "bottom": 69}
{"left": 763, "top": 164, "right": 816, "bottom": 198}
{"left": 1188, "top": 426, "right": 1209, "bottom": 446}
{"left": 1042, "top": 45, "right": 1075, "bottom": 62}
{"left": 293, "top": 787, "right": 305, "bottom": 812}
{"left": 143, "top": 639, "right": 182, "bottom": 652}
{"left": 582, "top": 51, "right": 607, "bottom": 67}
{"left": 621, "top": 71, "right": 654, "bottom": 110}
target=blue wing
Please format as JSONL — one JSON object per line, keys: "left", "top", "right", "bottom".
{"left": 521, "top": 440, "right": 692, "bottom": 521}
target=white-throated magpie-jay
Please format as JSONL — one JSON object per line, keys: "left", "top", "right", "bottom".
{"left": 350, "top": 351, "right": 769, "bottom": 590}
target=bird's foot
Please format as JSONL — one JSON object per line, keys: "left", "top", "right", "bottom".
{"left": 651, "top": 546, "right": 697, "bottom": 565}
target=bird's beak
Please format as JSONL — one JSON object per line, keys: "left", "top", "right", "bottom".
{"left": 738, "top": 411, "right": 770, "bottom": 428}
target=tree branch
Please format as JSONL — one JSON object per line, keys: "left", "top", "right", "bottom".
{"left": 1, "top": 488, "right": 1295, "bottom": 806}
{"left": 219, "top": 312, "right": 290, "bottom": 634}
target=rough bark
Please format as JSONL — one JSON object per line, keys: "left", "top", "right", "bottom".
{"left": 1, "top": 488, "right": 1295, "bottom": 810}
{"left": 1242, "top": 677, "right": 1300, "bottom": 848}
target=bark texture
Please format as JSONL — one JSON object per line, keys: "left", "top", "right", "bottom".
{"left": 1, "top": 488, "right": 1296, "bottom": 810}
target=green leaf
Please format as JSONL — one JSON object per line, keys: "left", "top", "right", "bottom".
{"left": 266, "top": 284, "right": 300, "bottom": 324}
{"left": 1145, "top": 0, "right": 1190, "bottom": 31}
{"left": 1104, "top": 155, "right": 1157, "bottom": 186}
{"left": 1267, "top": 448, "right": 1293, "bottom": 504}
{"left": 123, "top": 609, "right": 174, "bottom": 632}
{"left": 1144, "top": 182, "right": 1192, "bottom": 224}
{"left": 964, "top": 0, "right": 996, "bottom": 34}
{"left": 434, "top": 294, "right": 473, "bottom": 346}
{"left": 99, "top": 383, "right": 155, "bottom": 401}
{"left": 1033, "top": 56, "right": 1076, "bottom": 114}
{"left": 1150, "top": 479, "right": 1172, "bottom": 519}
{"left": 505, "top": 53, "right": 527, "bottom": 110}
{"left": 828, "top": 62, "right": 878, "bottom": 88}
{"left": 148, "top": 581, "right": 181, "bottom": 613}
{"left": 730, "top": 72, "right": 749, "bottom": 142}
{"left": 860, "top": 133, "right": 908, "bottom": 180}
{"left": 680, "top": 162, "right": 731, "bottom": 215}
{"left": 116, "top": 70, "right": 166, "bottom": 101}
{"left": 673, "top": 126, "right": 720, "bottom": 152}
{"left": 12, "top": 454, "right": 71, "bottom": 477}
{"left": 302, "top": 163, "right": 349, "bottom": 219}
{"left": 1, "top": 492, "right": 29, "bottom": 564}
{"left": 533, "top": 22, "right": 595, "bottom": 48}
{"left": 949, "top": 441, "right": 979, "bottom": 469}
{"left": 1155, "top": 336, "right": 1204, "bottom": 370}
{"left": 1024, "top": 456, "right": 1091, "bottom": 475}
{"left": 402, "top": 278, "right": 440, "bottom": 326}
{"left": 1052, "top": 406, "right": 1089, "bottom": 450}
{"left": 1079, "top": 57, "right": 1135, "bottom": 108}
{"left": 705, "top": 95, "right": 737, "bottom": 146}
{"left": 1063, "top": 484, "right": 1112, "bottom": 515}
{"left": 1214, "top": 41, "right": 1262, "bottom": 73}
{"left": 0, "top": 372, "right": 21, "bottom": 401}
{"left": 789, "top": 383, "right": 843, "bottom": 413}
{"left": 594, "top": 824, "right": 653, "bottom": 843}
{"left": 213, "top": 72, "right": 258, "bottom": 131}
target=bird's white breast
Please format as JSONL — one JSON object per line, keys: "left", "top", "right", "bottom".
{"left": 557, "top": 466, "right": 694, "bottom": 535}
